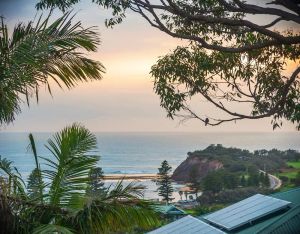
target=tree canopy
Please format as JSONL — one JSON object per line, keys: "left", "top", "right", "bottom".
{"left": 156, "top": 160, "right": 174, "bottom": 203}
{"left": 36, "top": 0, "right": 300, "bottom": 130}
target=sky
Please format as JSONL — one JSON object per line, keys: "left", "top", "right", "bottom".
{"left": 0, "top": 0, "right": 298, "bottom": 132}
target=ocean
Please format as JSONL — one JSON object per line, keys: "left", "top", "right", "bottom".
{"left": 1, "top": 132, "right": 299, "bottom": 200}
{"left": 1, "top": 132, "right": 300, "bottom": 177}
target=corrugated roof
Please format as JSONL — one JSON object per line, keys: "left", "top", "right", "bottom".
{"left": 154, "top": 204, "right": 186, "bottom": 215}
{"left": 148, "top": 215, "right": 225, "bottom": 234}
{"left": 256, "top": 205, "right": 300, "bottom": 234}
{"left": 150, "top": 187, "right": 300, "bottom": 234}
{"left": 231, "top": 187, "right": 300, "bottom": 234}
{"left": 203, "top": 194, "right": 291, "bottom": 231}
{"left": 271, "top": 187, "right": 300, "bottom": 206}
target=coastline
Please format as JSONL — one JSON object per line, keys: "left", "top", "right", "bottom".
{"left": 103, "top": 173, "right": 158, "bottom": 180}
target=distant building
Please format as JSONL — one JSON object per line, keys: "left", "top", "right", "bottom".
{"left": 154, "top": 204, "right": 186, "bottom": 221}
{"left": 148, "top": 187, "right": 300, "bottom": 233}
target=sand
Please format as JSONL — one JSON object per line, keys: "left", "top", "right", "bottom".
{"left": 103, "top": 173, "right": 158, "bottom": 180}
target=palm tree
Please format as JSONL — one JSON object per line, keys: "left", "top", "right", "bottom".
{"left": 0, "top": 123, "right": 159, "bottom": 233}
{"left": 0, "top": 12, "right": 105, "bottom": 125}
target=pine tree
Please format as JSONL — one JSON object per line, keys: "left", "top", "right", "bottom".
{"left": 156, "top": 160, "right": 174, "bottom": 204}
{"left": 27, "top": 168, "right": 43, "bottom": 200}
{"left": 86, "top": 167, "right": 106, "bottom": 196}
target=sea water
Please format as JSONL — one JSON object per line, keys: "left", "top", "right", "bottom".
{"left": 1, "top": 132, "right": 299, "bottom": 200}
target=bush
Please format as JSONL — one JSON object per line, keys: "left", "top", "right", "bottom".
{"left": 193, "top": 204, "right": 226, "bottom": 216}
{"left": 197, "top": 187, "right": 272, "bottom": 205}
{"left": 288, "top": 173, "right": 300, "bottom": 186}
{"left": 279, "top": 176, "right": 289, "bottom": 182}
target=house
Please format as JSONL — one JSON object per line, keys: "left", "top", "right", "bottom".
{"left": 154, "top": 204, "right": 186, "bottom": 220}
{"left": 148, "top": 187, "right": 300, "bottom": 233}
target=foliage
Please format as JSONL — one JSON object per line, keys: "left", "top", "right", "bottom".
{"left": 287, "top": 161, "right": 300, "bottom": 169}
{"left": 36, "top": 0, "right": 300, "bottom": 130}
{"left": 183, "top": 145, "right": 291, "bottom": 192}
{"left": 294, "top": 172, "right": 300, "bottom": 186}
{"left": 0, "top": 124, "right": 159, "bottom": 233}
{"left": 281, "top": 170, "right": 299, "bottom": 178}
{"left": 151, "top": 43, "right": 300, "bottom": 129}
{"left": 192, "top": 204, "right": 226, "bottom": 216}
{"left": 240, "top": 175, "right": 246, "bottom": 187}
{"left": 27, "top": 168, "right": 44, "bottom": 200}
{"left": 188, "top": 166, "right": 201, "bottom": 197}
{"left": 247, "top": 170, "right": 260, "bottom": 187}
{"left": 86, "top": 167, "right": 106, "bottom": 196}
{"left": 156, "top": 160, "right": 174, "bottom": 204}
{"left": 201, "top": 169, "right": 239, "bottom": 193}
{"left": 187, "top": 144, "right": 298, "bottom": 174}
{"left": 27, "top": 133, "right": 44, "bottom": 202}
{"left": 279, "top": 175, "right": 289, "bottom": 183}
{"left": 198, "top": 187, "right": 272, "bottom": 205}
{"left": 202, "top": 171, "right": 224, "bottom": 193}
{"left": 0, "top": 12, "right": 104, "bottom": 125}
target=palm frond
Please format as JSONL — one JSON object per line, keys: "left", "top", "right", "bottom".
{"left": 43, "top": 123, "right": 99, "bottom": 207}
{"left": 32, "top": 224, "right": 75, "bottom": 234}
{"left": 27, "top": 133, "right": 44, "bottom": 202}
{"left": 0, "top": 157, "right": 26, "bottom": 196}
{"left": 0, "top": 124, "right": 160, "bottom": 233}
{"left": 0, "top": 12, "right": 105, "bottom": 125}
{"left": 72, "top": 181, "right": 159, "bottom": 233}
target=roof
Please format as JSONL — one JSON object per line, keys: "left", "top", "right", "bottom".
{"left": 148, "top": 215, "right": 225, "bottom": 234}
{"left": 256, "top": 205, "right": 300, "bottom": 234}
{"left": 271, "top": 187, "right": 300, "bottom": 206}
{"left": 203, "top": 194, "right": 291, "bottom": 231}
{"left": 149, "top": 187, "right": 300, "bottom": 234}
{"left": 236, "top": 187, "right": 300, "bottom": 234}
{"left": 154, "top": 204, "right": 186, "bottom": 215}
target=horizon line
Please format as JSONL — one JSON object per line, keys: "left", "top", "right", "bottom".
{"left": 0, "top": 130, "right": 299, "bottom": 134}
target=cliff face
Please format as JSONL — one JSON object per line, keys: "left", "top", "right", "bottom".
{"left": 172, "top": 156, "right": 223, "bottom": 183}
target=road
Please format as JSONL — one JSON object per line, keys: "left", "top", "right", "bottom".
{"left": 259, "top": 170, "right": 282, "bottom": 190}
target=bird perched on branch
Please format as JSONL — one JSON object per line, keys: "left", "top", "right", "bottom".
{"left": 205, "top": 118, "right": 209, "bottom": 126}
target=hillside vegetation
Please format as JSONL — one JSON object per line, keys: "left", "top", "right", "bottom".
{"left": 173, "top": 144, "right": 300, "bottom": 192}
{"left": 188, "top": 144, "right": 299, "bottom": 173}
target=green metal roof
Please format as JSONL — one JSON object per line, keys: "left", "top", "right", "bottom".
{"left": 154, "top": 204, "right": 186, "bottom": 215}
{"left": 150, "top": 188, "right": 300, "bottom": 234}
{"left": 271, "top": 187, "right": 300, "bottom": 207}
{"left": 228, "top": 187, "right": 300, "bottom": 234}
{"left": 256, "top": 205, "right": 300, "bottom": 234}
{"left": 197, "top": 187, "right": 300, "bottom": 234}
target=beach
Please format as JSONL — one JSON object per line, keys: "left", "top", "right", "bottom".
{"left": 103, "top": 173, "right": 158, "bottom": 180}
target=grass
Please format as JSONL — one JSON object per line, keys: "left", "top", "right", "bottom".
{"left": 185, "top": 209, "right": 198, "bottom": 215}
{"left": 277, "top": 161, "right": 300, "bottom": 191}
{"left": 280, "top": 183, "right": 296, "bottom": 192}
{"left": 278, "top": 161, "right": 300, "bottom": 179}
{"left": 287, "top": 161, "right": 300, "bottom": 169}
{"left": 279, "top": 171, "right": 298, "bottom": 179}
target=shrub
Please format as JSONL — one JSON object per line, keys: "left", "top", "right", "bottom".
{"left": 279, "top": 176, "right": 289, "bottom": 182}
